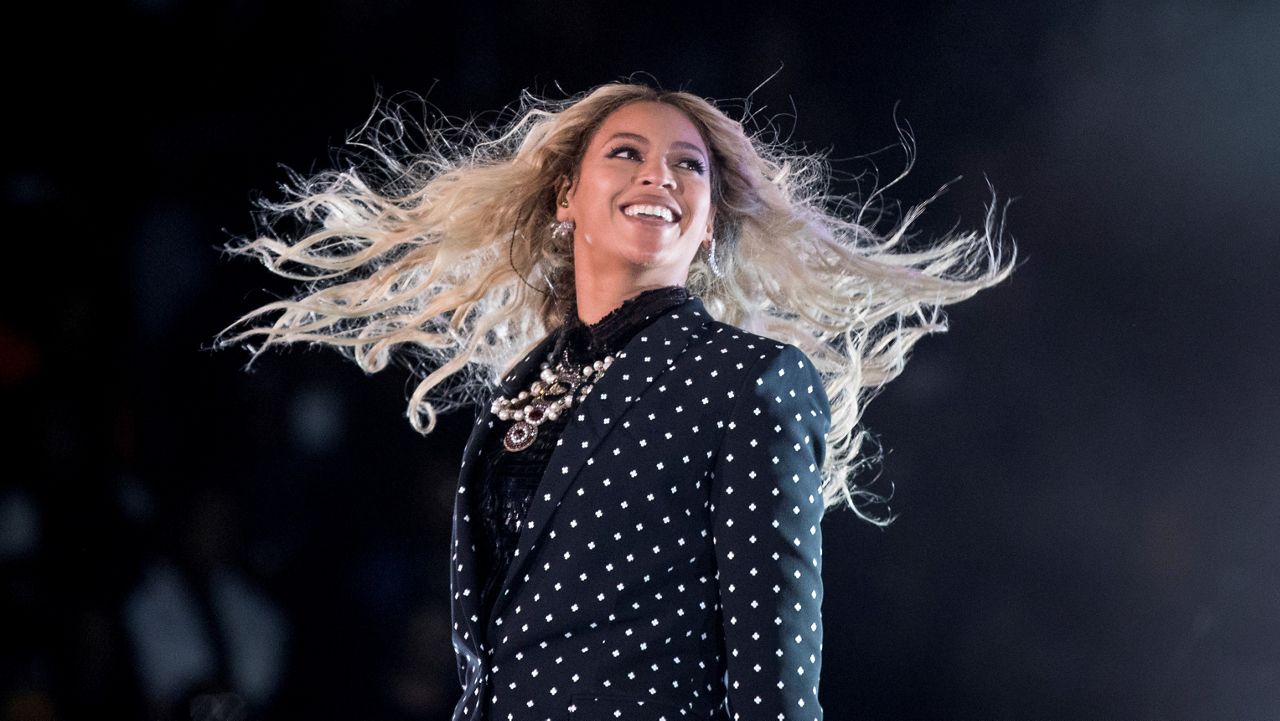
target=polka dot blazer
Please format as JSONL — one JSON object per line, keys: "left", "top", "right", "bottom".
{"left": 450, "top": 296, "right": 830, "bottom": 721}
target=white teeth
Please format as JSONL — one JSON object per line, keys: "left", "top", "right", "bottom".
{"left": 624, "top": 204, "right": 674, "bottom": 222}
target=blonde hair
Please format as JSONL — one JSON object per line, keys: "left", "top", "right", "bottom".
{"left": 218, "top": 82, "right": 1015, "bottom": 524}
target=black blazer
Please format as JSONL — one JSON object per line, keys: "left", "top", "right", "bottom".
{"left": 449, "top": 296, "right": 829, "bottom": 721}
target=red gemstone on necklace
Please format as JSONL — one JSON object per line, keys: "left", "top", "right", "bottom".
{"left": 504, "top": 422, "right": 536, "bottom": 452}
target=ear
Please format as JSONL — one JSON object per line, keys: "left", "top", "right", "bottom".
{"left": 703, "top": 205, "right": 717, "bottom": 246}
{"left": 555, "top": 176, "right": 573, "bottom": 222}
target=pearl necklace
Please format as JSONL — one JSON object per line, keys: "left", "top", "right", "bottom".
{"left": 490, "top": 349, "right": 616, "bottom": 452}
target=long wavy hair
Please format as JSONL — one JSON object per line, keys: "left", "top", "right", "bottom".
{"left": 218, "top": 81, "right": 1015, "bottom": 523}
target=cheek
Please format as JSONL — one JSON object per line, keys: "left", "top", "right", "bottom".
{"left": 691, "top": 185, "right": 714, "bottom": 222}
{"left": 579, "top": 173, "right": 623, "bottom": 210}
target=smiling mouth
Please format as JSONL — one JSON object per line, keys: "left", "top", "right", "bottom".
{"left": 622, "top": 204, "right": 679, "bottom": 223}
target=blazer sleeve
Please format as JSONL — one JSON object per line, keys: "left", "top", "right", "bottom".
{"left": 710, "top": 344, "right": 830, "bottom": 721}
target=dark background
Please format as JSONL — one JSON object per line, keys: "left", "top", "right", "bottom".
{"left": 5, "top": 1, "right": 1278, "bottom": 720}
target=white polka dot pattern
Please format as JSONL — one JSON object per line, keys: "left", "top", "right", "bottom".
{"left": 709, "top": 343, "right": 826, "bottom": 721}
{"left": 447, "top": 297, "right": 829, "bottom": 721}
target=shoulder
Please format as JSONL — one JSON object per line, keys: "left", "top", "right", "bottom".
{"left": 696, "top": 321, "right": 822, "bottom": 385}
{"left": 706, "top": 324, "right": 832, "bottom": 474}
{"left": 638, "top": 298, "right": 826, "bottom": 403}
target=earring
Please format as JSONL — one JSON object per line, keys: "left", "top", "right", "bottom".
{"left": 559, "top": 198, "right": 569, "bottom": 208}
{"left": 705, "top": 236, "right": 723, "bottom": 277}
{"left": 551, "top": 219, "right": 575, "bottom": 242}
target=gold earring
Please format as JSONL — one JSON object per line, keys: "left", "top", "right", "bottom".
{"left": 559, "top": 198, "right": 569, "bottom": 208}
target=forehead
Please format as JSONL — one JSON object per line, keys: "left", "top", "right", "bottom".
{"left": 589, "top": 101, "right": 708, "bottom": 152}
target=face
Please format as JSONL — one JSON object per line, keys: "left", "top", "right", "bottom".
{"left": 557, "top": 101, "right": 715, "bottom": 285}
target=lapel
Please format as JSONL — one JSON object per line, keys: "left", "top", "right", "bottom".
{"left": 451, "top": 296, "right": 711, "bottom": 644}
{"left": 451, "top": 328, "right": 559, "bottom": 651}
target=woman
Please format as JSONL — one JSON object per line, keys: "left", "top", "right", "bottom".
{"left": 220, "top": 82, "right": 1013, "bottom": 721}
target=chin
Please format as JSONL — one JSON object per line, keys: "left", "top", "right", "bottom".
{"left": 618, "top": 247, "right": 681, "bottom": 271}
{"left": 624, "top": 237, "right": 696, "bottom": 266}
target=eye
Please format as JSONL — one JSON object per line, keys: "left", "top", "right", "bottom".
{"left": 677, "top": 157, "right": 707, "bottom": 174}
{"left": 606, "top": 144, "right": 642, "bottom": 161}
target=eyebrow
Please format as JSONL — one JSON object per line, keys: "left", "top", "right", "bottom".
{"left": 603, "top": 132, "right": 708, "bottom": 160}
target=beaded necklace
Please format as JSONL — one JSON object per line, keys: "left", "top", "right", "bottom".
{"left": 490, "top": 350, "right": 614, "bottom": 452}
{"left": 488, "top": 286, "right": 689, "bottom": 453}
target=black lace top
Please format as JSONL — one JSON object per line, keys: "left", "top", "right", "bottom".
{"left": 471, "top": 285, "right": 691, "bottom": 629}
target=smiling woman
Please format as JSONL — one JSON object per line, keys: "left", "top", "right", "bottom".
{"left": 558, "top": 101, "right": 716, "bottom": 324}
{"left": 217, "top": 81, "right": 1014, "bottom": 721}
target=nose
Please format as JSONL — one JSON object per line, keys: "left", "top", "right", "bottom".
{"left": 636, "top": 158, "right": 676, "bottom": 189}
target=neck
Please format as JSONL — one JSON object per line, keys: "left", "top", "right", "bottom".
{"left": 573, "top": 264, "right": 689, "bottom": 326}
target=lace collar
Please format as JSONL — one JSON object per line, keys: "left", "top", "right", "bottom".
{"left": 550, "top": 286, "right": 691, "bottom": 364}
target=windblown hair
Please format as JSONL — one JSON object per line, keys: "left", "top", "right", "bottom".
{"left": 218, "top": 82, "right": 1014, "bottom": 524}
